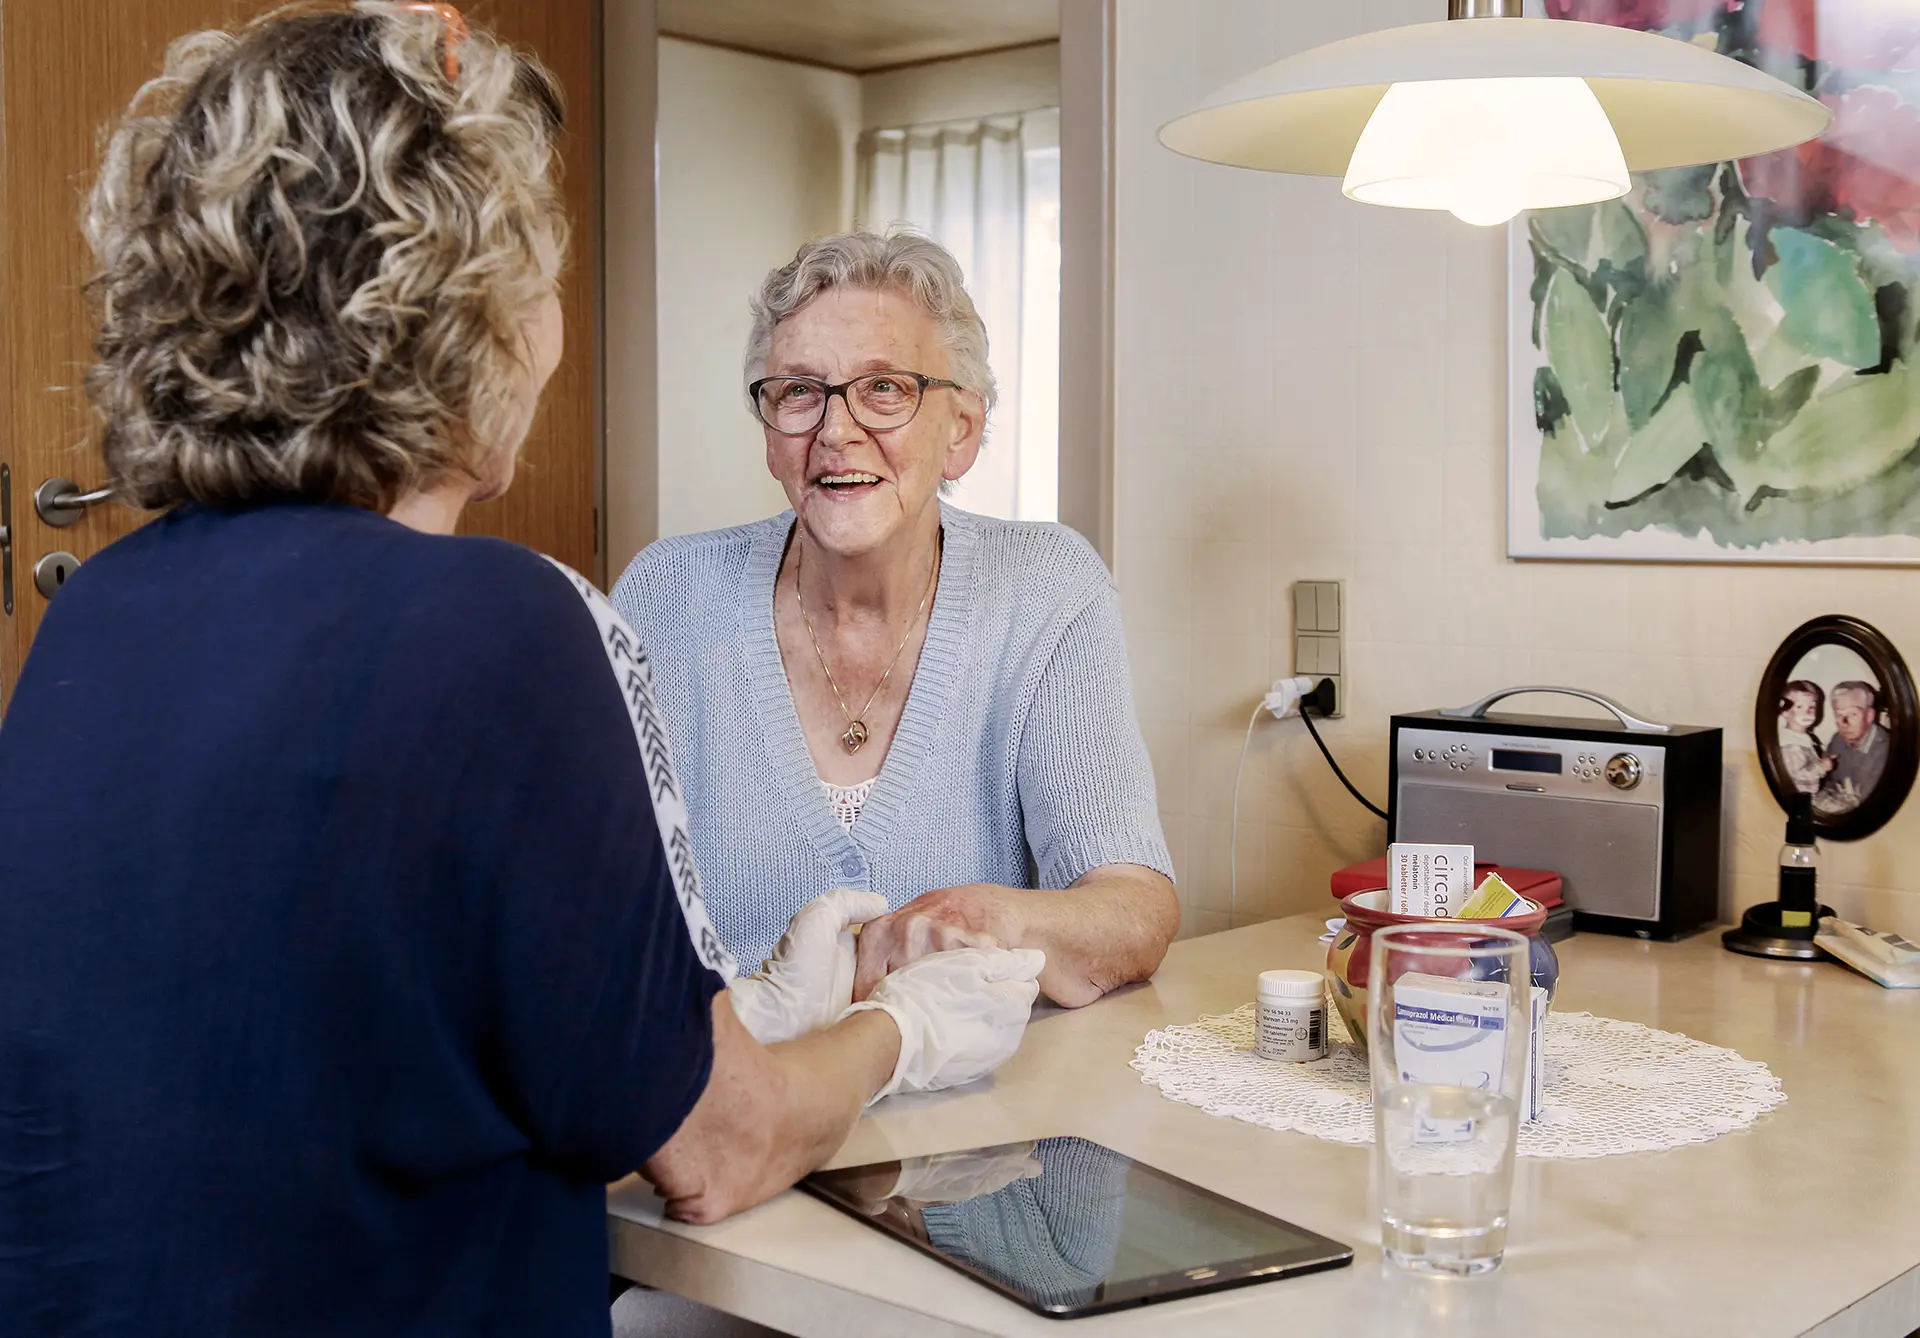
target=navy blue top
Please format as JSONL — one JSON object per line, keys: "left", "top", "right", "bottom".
{"left": 0, "top": 504, "right": 722, "bottom": 1337}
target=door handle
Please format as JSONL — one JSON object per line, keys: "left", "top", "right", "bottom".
{"left": 35, "top": 476, "right": 117, "bottom": 528}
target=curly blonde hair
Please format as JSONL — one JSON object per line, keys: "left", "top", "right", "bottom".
{"left": 85, "top": 1, "right": 567, "bottom": 513}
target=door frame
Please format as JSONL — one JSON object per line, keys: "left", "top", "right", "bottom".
{"left": 600, "top": 0, "right": 1118, "bottom": 577}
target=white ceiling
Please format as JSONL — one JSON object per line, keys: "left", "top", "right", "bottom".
{"left": 657, "top": 0, "right": 1059, "bottom": 73}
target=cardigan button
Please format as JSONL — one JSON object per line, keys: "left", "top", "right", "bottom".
{"left": 840, "top": 855, "right": 862, "bottom": 879}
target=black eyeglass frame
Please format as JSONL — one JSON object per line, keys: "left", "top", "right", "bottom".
{"left": 746, "top": 371, "right": 964, "bottom": 435}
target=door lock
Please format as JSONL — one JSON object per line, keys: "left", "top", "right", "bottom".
{"left": 34, "top": 551, "right": 81, "bottom": 599}
{"left": 1, "top": 464, "right": 13, "bottom": 616}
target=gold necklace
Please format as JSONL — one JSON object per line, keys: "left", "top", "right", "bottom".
{"left": 795, "top": 534, "right": 941, "bottom": 754}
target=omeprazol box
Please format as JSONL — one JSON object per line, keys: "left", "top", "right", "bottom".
{"left": 1519, "top": 985, "right": 1547, "bottom": 1123}
{"left": 1388, "top": 842, "right": 1474, "bottom": 917}
{"left": 1392, "top": 971, "right": 1509, "bottom": 1090}
{"left": 1394, "top": 972, "right": 1544, "bottom": 1124}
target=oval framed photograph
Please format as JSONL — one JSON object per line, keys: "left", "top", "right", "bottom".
{"left": 1756, "top": 616, "right": 1918, "bottom": 841}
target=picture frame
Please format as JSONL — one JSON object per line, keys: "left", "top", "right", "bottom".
{"left": 1755, "top": 615, "right": 1918, "bottom": 841}
{"left": 1507, "top": 0, "right": 1920, "bottom": 565}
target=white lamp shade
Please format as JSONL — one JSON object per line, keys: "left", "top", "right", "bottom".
{"left": 1344, "top": 77, "right": 1631, "bottom": 225}
{"left": 1159, "top": 17, "right": 1832, "bottom": 177}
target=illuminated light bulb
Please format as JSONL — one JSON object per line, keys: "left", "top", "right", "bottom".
{"left": 1342, "top": 76, "right": 1631, "bottom": 225}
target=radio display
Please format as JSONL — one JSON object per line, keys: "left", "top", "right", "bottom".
{"left": 1492, "top": 749, "right": 1562, "bottom": 775}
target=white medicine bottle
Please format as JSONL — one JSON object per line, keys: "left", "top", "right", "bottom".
{"left": 1256, "top": 970, "right": 1328, "bottom": 1061}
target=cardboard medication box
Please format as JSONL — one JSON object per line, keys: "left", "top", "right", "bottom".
{"left": 1388, "top": 842, "right": 1474, "bottom": 917}
{"left": 1392, "top": 972, "right": 1544, "bottom": 1123}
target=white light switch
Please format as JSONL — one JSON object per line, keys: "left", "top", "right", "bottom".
{"left": 1315, "top": 583, "right": 1341, "bottom": 633}
{"left": 1291, "top": 580, "right": 1345, "bottom": 717}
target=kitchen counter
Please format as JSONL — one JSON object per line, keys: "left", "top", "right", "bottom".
{"left": 608, "top": 913, "right": 1920, "bottom": 1337}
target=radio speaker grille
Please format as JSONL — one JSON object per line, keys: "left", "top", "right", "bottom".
{"left": 1395, "top": 783, "right": 1660, "bottom": 921}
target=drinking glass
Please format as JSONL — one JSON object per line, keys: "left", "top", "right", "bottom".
{"left": 1369, "top": 923, "right": 1531, "bottom": 1277}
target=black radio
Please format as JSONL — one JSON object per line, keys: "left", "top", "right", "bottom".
{"left": 1389, "top": 687, "right": 1723, "bottom": 939}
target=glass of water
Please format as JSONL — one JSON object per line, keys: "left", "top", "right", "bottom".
{"left": 1369, "top": 923, "right": 1531, "bottom": 1277}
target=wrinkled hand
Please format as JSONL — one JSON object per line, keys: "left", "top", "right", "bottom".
{"left": 852, "top": 884, "right": 1024, "bottom": 1003}
{"left": 883, "top": 1143, "right": 1044, "bottom": 1207}
{"left": 844, "top": 946, "right": 1044, "bottom": 1102}
{"left": 727, "top": 888, "right": 889, "bottom": 1045}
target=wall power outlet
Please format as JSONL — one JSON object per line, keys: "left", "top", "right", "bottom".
{"left": 1292, "top": 580, "right": 1344, "bottom": 718}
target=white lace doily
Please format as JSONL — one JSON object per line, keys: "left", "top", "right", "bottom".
{"left": 1132, "top": 1004, "right": 1786, "bottom": 1159}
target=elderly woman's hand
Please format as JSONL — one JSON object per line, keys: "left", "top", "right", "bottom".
{"left": 851, "top": 884, "right": 1025, "bottom": 1003}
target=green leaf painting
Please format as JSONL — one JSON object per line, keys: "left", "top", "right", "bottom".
{"left": 1515, "top": 0, "right": 1920, "bottom": 558}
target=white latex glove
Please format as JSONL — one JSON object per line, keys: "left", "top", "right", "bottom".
{"left": 727, "top": 889, "right": 889, "bottom": 1045}
{"left": 843, "top": 946, "right": 1044, "bottom": 1103}
{"left": 880, "top": 1143, "right": 1044, "bottom": 1208}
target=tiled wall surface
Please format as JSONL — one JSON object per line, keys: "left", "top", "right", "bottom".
{"left": 1111, "top": 0, "right": 1920, "bottom": 942}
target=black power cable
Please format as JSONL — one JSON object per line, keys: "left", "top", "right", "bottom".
{"left": 1300, "top": 681, "right": 1388, "bottom": 821}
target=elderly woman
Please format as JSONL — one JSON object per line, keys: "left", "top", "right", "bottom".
{"left": 614, "top": 232, "right": 1179, "bottom": 1007}
{"left": 0, "top": 11, "right": 1038, "bottom": 1334}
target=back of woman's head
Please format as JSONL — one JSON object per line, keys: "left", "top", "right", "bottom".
{"left": 86, "top": 1, "right": 566, "bottom": 513}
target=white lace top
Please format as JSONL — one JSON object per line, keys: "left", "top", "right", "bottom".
{"left": 821, "top": 778, "right": 877, "bottom": 831}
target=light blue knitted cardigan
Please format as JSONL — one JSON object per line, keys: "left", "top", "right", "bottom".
{"left": 611, "top": 504, "right": 1175, "bottom": 974}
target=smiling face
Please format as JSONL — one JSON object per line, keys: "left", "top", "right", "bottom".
{"left": 1783, "top": 690, "right": 1819, "bottom": 732}
{"left": 761, "top": 285, "right": 983, "bottom": 559}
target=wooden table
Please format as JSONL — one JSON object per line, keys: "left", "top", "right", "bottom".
{"left": 608, "top": 914, "right": 1920, "bottom": 1337}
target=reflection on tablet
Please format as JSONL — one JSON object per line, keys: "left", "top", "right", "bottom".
{"left": 805, "top": 1136, "right": 1352, "bottom": 1318}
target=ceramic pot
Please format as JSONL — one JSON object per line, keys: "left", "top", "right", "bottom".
{"left": 1324, "top": 888, "right": 1560, "bottom": 1054}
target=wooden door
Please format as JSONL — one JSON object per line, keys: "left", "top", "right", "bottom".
{"left": 0, "top": 0, "right": 600, "bottom": 714}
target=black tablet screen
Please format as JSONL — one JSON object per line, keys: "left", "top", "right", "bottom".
{"left": 804, "top": 1136, "right": 1349, "bottom": 1316}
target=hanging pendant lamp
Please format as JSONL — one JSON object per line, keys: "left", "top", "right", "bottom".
{"left": 1158, "top": 0, "right": 1832, "bottom": 226}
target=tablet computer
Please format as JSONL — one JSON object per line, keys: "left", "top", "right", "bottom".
{"left": 802, "top": 1136, "right": 1352, "bottom": 1319}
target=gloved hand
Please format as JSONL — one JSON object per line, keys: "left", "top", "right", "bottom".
{"left": 843, "top": 946, "right": 1044, "bottom": 1103}
{"left": 727, "top": 889, "right": 889, "bottom": 1045}
{"left": 879, "top": 1143, "right": 1044, "bottom": 1208}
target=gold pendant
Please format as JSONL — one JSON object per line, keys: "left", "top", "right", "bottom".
{"left": 839, "top": 720, "right": 870, "bottom": 753}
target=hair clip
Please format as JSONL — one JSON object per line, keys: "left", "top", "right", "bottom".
{"left": 397, "top": 2, "right": 468, "bottom": 81}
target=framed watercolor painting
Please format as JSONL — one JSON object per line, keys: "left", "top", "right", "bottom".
{"left": 1508, "top": 0, "right": 1920, "bottom": 563}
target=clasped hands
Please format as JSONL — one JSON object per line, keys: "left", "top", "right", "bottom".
{"left": 727, "top": 887, "right": 1042, "bottom": 1101}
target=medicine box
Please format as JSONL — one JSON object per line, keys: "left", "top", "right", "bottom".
{"left": 1388, "top": 842, "right": 1474, "bottom": 917}
{"left": 1393, "top": 972, "right": 1545, "bottom": 1123}
{"left": 1392, "top": 971, "right": 1509, "bottom": 1091}
{"left": 1520, "top": 985, "right": 1546, "bottom": 1123}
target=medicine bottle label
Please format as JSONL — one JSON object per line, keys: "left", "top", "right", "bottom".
{"left": 1257, "top": 1001, "right": 1327, "bottom": 1061}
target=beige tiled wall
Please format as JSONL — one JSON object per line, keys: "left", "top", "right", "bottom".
{"left": 1111, "top": 0, "right": 1920, "bottom": 943}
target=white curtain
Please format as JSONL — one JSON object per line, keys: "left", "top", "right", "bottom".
{"left": 856, "top": 108, "right": 1060, "bottom": 522}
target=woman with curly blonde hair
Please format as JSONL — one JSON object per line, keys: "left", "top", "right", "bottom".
{"left": 0, "top": 6, "right": 1039, "bottom": 1334}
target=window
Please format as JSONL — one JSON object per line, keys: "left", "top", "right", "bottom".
{"left": 856, "top": 107, "right": 1061, "bottom": 522}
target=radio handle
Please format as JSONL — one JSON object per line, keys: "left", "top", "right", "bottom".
{"left": 1439, "top": 686, "right": 1672, "bottom": 734}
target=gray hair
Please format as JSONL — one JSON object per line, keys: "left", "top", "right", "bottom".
{"left": 744, "top": 230, "right": 997, "bottom": 418}
{"left": 1832, "top": 681, "right": 1879, "bottom": 712}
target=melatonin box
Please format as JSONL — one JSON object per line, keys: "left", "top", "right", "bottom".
{"left": 1388, "top": 842, "right": 1474, "bottom": 917}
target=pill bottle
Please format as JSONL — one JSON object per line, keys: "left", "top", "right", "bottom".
{"left": 1256, "top": 970, "right": 1327, "bottom": 1061}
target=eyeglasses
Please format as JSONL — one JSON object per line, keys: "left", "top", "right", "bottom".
{"left": 747, "top": 371, "right": 962, "bottom": 436}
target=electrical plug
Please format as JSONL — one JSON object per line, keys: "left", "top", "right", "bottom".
{"left": 1303, "top": 677, "right": 1339, "bottom": 718}
{"left": 1262, "top": 676, "right": 1317, "bottom": 720}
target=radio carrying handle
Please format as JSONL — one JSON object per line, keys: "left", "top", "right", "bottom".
{"left": 1439, "top": 686, "right": 1672, "bottom": 734}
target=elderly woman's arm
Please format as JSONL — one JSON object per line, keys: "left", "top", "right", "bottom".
{"left": 852, "top": 866, "right": 1177, "bottom": 1008}
{"left": 855, "top": 573, "right": 1180, "bottom": 1007}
